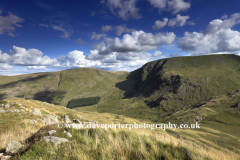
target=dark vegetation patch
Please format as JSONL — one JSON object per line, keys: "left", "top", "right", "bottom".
{"left": 33, "top": 90, "right": 66, "bottom": 105}
{"left": 67, "top": 97, "right": 100, "bottom": 109}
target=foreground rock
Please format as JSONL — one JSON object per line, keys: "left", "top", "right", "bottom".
{"left": 63, "top": 131, "right": 72, "bottom": 137}
{"left": 42, "top": 115, "right": 59, "bottom": 125}
{"left": 6, "top": 141, "right": 23, "bottom": 154}
{"left": 1, "top": 155, "right": 12, "bottom": 160}
{"left": 40, "top": 136, "right": 68, "bottom": 145}
{"left": 73, "top": 119, "right": 81, "bottom": 124}
{"left": 48, "top": 130, "right": 57, "bottom": 135}
{"left": 31, "top": 108, "right": 42, "bottom": 116}
{"left": 61, "top": 115, "right": 71, "bottom": 123}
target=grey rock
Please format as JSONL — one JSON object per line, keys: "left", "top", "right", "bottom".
{"left": 194, "top": 116, "right": 202, "bottom": 122}
{"left": 0, "top": 108, "right": 6, "bottom": 113}
{"left": 61, "top": 115, "right": 71, "bottom": 123}
{"left": 73, "top": 119, "right": 81, "bottom": 124}
{"left": 63, "top": 131, "right": 72, "bottom": 137}
{"left": 48, "top": 130, "right": 57, "bottom": 135}
{"left": 42, "top": 115, "right": 59, "bottom": 125}
{"left": 6, "top": 141, "right": 23, "bottom": 154}
{"left": 40, "top": 136, "right": 68, "bottom": 145}
{"left": 1, "top": 104, "right": 10, "bottom": 109}
{"left": 1, "top": 156, "right": 12, "bottom": 160}
{"left": 31, "top": 108, "right": 42, "bottom": 116}
{"left": 9, "top": 108, "right": 20, "bottom": 113}
{"left": 0, "top": 153, "right": 3, "bottom": 158}
{"left": 92, "top": 120, "right": 97, "bottom": 124}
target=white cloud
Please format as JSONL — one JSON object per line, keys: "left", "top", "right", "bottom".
{"left": 148, "top": 0, "right": 190, "bottom": 14}
{"left": 91, "top": 32, "right": 107, "bottom": 40}
{"left": 152, "top": 18, "right": 168, "bottom": 30}
{"left": 152, "top": 51, "right": 163, "bottom": 57}
{"left": 168, "top": 14, "right": 189, "bottom": 27}
{"left": 102, "top": 25, "right": 112, "bottom": 32}
{"left": 114, "top": 24, "right": 135, "bottom": 36}
{"left": 9, "top": 46, "right": 58, "bottom": 66}
{"left": 187, "top": 21, "right": 195, "bottom": 25}
{"left": 102, "top": 0, "right": 141, "bottom": 21}
{"left": 0, "top": 50, "right": 10, "bottom": 63}
{"left": 75, "top": 38, "right": 85, "bottom": 45}
{"left": 28, "top": 66, "right": 46, "bottom": 70}
{"left": 178, "top": 13, "right": 240, "bottom": 55}
{"left": 51, "top": 25, "right": 73, "bottom": 39}
{"left": 0, "top": 11, "right": 24, "bottom": 36}
{"left": 87, "top": 30, "right": 176, "bottom": 59}
{"left": 0, "top": 63, "right": 12, "bottom": 71}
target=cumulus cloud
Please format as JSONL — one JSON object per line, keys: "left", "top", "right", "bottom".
{"left": 0, "top": 11, "right": 24, "bottom": 36}
{"left": 102, "top": 0, "right": 141, "bottom": 21}
{"left": 152, "top": 18, "right": 168, "bottom": 30}
{"left": 114, "top": 24, "right": 135, "bottom": 36}
{"left": 87, "top": 30, "right": 176, "bottom": 59}
{"left": 152, "top": 51, "right": 163, "bottom": 57}
{"left": 28, "top": 66, "right": 46, "bottom": 70}
{"left": 102, "top": 25, "right": 113, "bottom": 32}
{"left": 148, "top": 0, "right": 190, "bottom": 14}
{"left": 168, "top": 14, "right": 189, "bottom": 27}
{"left": 8, "top": 46, "right": 58, "bottom": 66}
{"left": 91, "top": 32, "right": 107, "bottom": 40}
{"left": 0, "top": 50, "right": 10, "bottom": 63}
{"left": 75, "top": 38, "right": 85, "bottom": 45}
{"left": 0, "top": 63, "right": 12, "bottom": 71}
{"left": 178, "top": 13, "right": 240, "bottom": 55}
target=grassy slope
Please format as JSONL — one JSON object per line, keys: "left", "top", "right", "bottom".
{"left": 0, "top": 98, "right": 239, "bottom": 160}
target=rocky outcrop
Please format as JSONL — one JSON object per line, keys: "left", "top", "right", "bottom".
{"left": 61, "top": 115, "right": 71, "bottom": 123}
{"left": 42, "top": 115, "right": 59, "bottom": 125}
{"left": 1, "top": 155, "right": 12, "bottom": 160}
{"left": 5, "top": 141, "right": 23, "bottom": 154}
{"left": 48, "top": 130, "right": 56, "bottom": 135}
{"left": 31, "top": 108, "right": 42, "bottom": 116}
{"left": 40, "top": 136, "right": 68, "bottom": 145}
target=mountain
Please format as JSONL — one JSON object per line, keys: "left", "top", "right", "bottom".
{"left": 0, "top": 54, "right": 240, "bottom": 156}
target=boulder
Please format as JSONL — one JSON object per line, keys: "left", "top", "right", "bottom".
{"left": 1, "top": 104, "right": 10, "bottom": 109}
{"left": 194, "top": 116, "right": 202, "bottom": 122}
{"left": 0, "top": 153, "right": 3, "bottom": 158}
{"left": 61, "top": 115, "right": 71, "bottom": 123}
{"left": 31, "top": 108, "right": 42, "bottom": 116}
{"left": 63, "top": 131, "right": 72, "bottom": 137}
{"left": 42, "top": 115, "right": 59, "bottom": 125}
{"left": 92, "top": 120, "right": 97, "bottom": 124}
{"left": 9, "top": 108, "right": 20, "bottom": 113}
{"left": 73, "top": 119, "right": 81, "bottom": 124}
{"left": 6, "top": 141, "right": 23, "bottom": 154}
{"left": 1, "top": 156, "right": 12, "bottom": 160}
{"left": 0, "top": 108, "right": 6, "bottom": 113}
{"left": 40, "top": 136, "right": 68, "bottom": 145}
{"left": 48, "top": 130, "right": 57, "bottom": 135}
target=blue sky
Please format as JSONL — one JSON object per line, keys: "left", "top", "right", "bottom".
{"left": 1, "top": 0, "right": 240, "bottom": 75}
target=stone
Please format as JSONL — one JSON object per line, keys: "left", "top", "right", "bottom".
{"left": 42, "top": 115, "right": 59, "bottom": 125}
{"left": 20, "top": 109, "right": 25, "bottom": 112}
{"left": 1, "top": 156, "right": 12, "bottom": 160}
{"left": 63, "top": 131, "right": 72, "bottom": 137}
{"left": 73, "top": 119, "right": 81, "bottom": 124}
{"left": 76, "top": 115, "right": 83, "bottom": 119}
{"left": 40, "top": 136, "right": 68, "bottom": 145}
{"left": 194, "top": 116, "right": 202, "bottom": 122}
{"left": 6, "top": 141, "right": 23, "bottom": 154}
{"left": 92, "top": 120, "right": 97, "bottom": 124}
{"left": 61, "top": 115, "right": 71, "bottom": 123}
{"left": 0, "top": 108, "right": 6, "bottom": 113}
{"left": 31, "top": 108, "right": 42, "bottom": 116}
{"left": 20, "top": 106, "right": 25, "bottom": 109}
{"left": 0, "top": 153, "right": 3, "bottom": 158}
{"left": 9, "top": 108, "right": 20, "bottom": 113}
{"left": 1, "top": 104, "right": 10, "bottom": 109}
{"left": 48, "top": 130, "right": 57, "bottom": 135}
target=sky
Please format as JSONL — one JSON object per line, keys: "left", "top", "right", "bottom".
{"left": 1, "top": 0, "right": 240, "bottom": 75}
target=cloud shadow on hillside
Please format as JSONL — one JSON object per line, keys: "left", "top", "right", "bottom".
{"left": 0, "top": 74, "right": 49, "bottom": 89}
{"left": 33, "top": 90, "right": 66, "bottom": 105}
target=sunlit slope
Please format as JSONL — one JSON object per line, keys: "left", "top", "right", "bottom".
{"left": 0, "top": 68, "right": 125, "bottom": 106}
